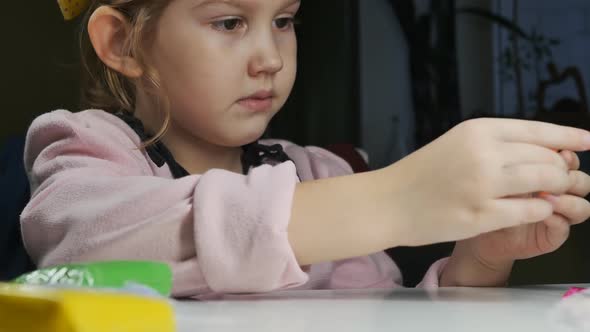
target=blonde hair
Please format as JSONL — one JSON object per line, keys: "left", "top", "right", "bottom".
{"left": 80, "top": 0, "right": 170, "bottom": 145}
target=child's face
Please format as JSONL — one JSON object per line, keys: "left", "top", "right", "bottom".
{"left": 148, "top": 0, "right": 300, "bottom": 147}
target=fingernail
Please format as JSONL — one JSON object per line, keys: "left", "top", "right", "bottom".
{"left": 585, "top": 134, "right": 590, "bottom": 147}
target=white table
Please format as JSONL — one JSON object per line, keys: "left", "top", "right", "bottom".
{"left": 173, "top": 284, "right": 589, "bottom": 332}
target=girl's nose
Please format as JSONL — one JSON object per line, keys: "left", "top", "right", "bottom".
{"left": 248, "top": 34, "right": 284, "bottom": 77}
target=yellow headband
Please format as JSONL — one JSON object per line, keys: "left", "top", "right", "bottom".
{"left": 57, "top": 0, "right": 90, "bottom": 20}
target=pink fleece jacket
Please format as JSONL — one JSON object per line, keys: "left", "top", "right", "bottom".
{"left": 20, "top": 109, "right": 447, "bottom": 298}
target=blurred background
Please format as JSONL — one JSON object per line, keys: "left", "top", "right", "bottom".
{"left": 1, "top": 0, "right": 589, "bottom": 286}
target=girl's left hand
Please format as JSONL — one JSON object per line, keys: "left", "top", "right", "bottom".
{"left": 442, "top": 151, "right": 590, "bottom": 286}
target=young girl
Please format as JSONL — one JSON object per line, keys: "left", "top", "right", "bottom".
{"left": 21, "top": 0, "right": 590, "bottom": 298}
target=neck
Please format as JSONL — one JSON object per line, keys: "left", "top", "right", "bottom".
{"left": 162, "top": 124, "right": 244, "bottom": 175}
{"left": 134, "top": 97, "right": 243, "bottom": 175}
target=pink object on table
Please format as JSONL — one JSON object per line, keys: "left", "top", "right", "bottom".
{"left": 562, "top": 287, "right": 587, "bottom": 298}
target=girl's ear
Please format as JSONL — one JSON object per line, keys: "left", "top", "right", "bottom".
{"left": 88, "top": 6, "right": 143, "bottom": 78}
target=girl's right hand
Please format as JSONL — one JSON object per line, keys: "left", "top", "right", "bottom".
{"left": 385, "top": 118, "right": 590, "bottom": 246}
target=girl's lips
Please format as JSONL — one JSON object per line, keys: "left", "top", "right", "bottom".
{"left": 238, "top": 97, "right": 273, "bottom": 112}
{"left": 238, "top": 90, "right": 275, "bottom": 112}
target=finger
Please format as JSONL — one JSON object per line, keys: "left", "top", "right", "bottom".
{"left": 542, "top": 214, "right": 570, "bottom": 250}
{"left": 567, "top": 170, "right": 590, "bottom": 197}
{"left": 559, "top": 150, "right": 580, "bottom": 170}
{"left": 504, "top": 143, "right": 567, "bottom": 170}
{"left": 495, "top": 119, "right": 590, "bottom": 152}
{"left": 498, "top": 164, "right": 570, "bottom": 197}
{"left": 485, "top": 198, "right": 553, "bottom": 231}
{"left": 545, "top": 194, "right": 590, "bottom": 225}
{"left": 544, "top": 213, "right": 569, "bottom": 230}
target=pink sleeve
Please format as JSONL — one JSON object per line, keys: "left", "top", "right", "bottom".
{"left": 21, "top": 110, "right": 308, "bottom": 297}
{"left": 416, "top": 258, "right": 450, "bottom": 289}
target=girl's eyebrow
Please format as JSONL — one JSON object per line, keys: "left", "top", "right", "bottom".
{"left": 193, "top": 0, "right": 301, "bottom": 11}
{"left": 284, "top": 0, "right": 301, "bottom": 10}
{"left": 194, "top": 0, "right": 235, "bottom": 9}
{"left": 193, "top": 0, "right": 236, "bottom": 9}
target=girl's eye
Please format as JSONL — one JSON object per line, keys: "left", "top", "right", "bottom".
{"left": 212, "top": 18, "right": 244, "bottom": 32}
{"left": 274, "top": 17, "right": 295, "bottom": 30}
